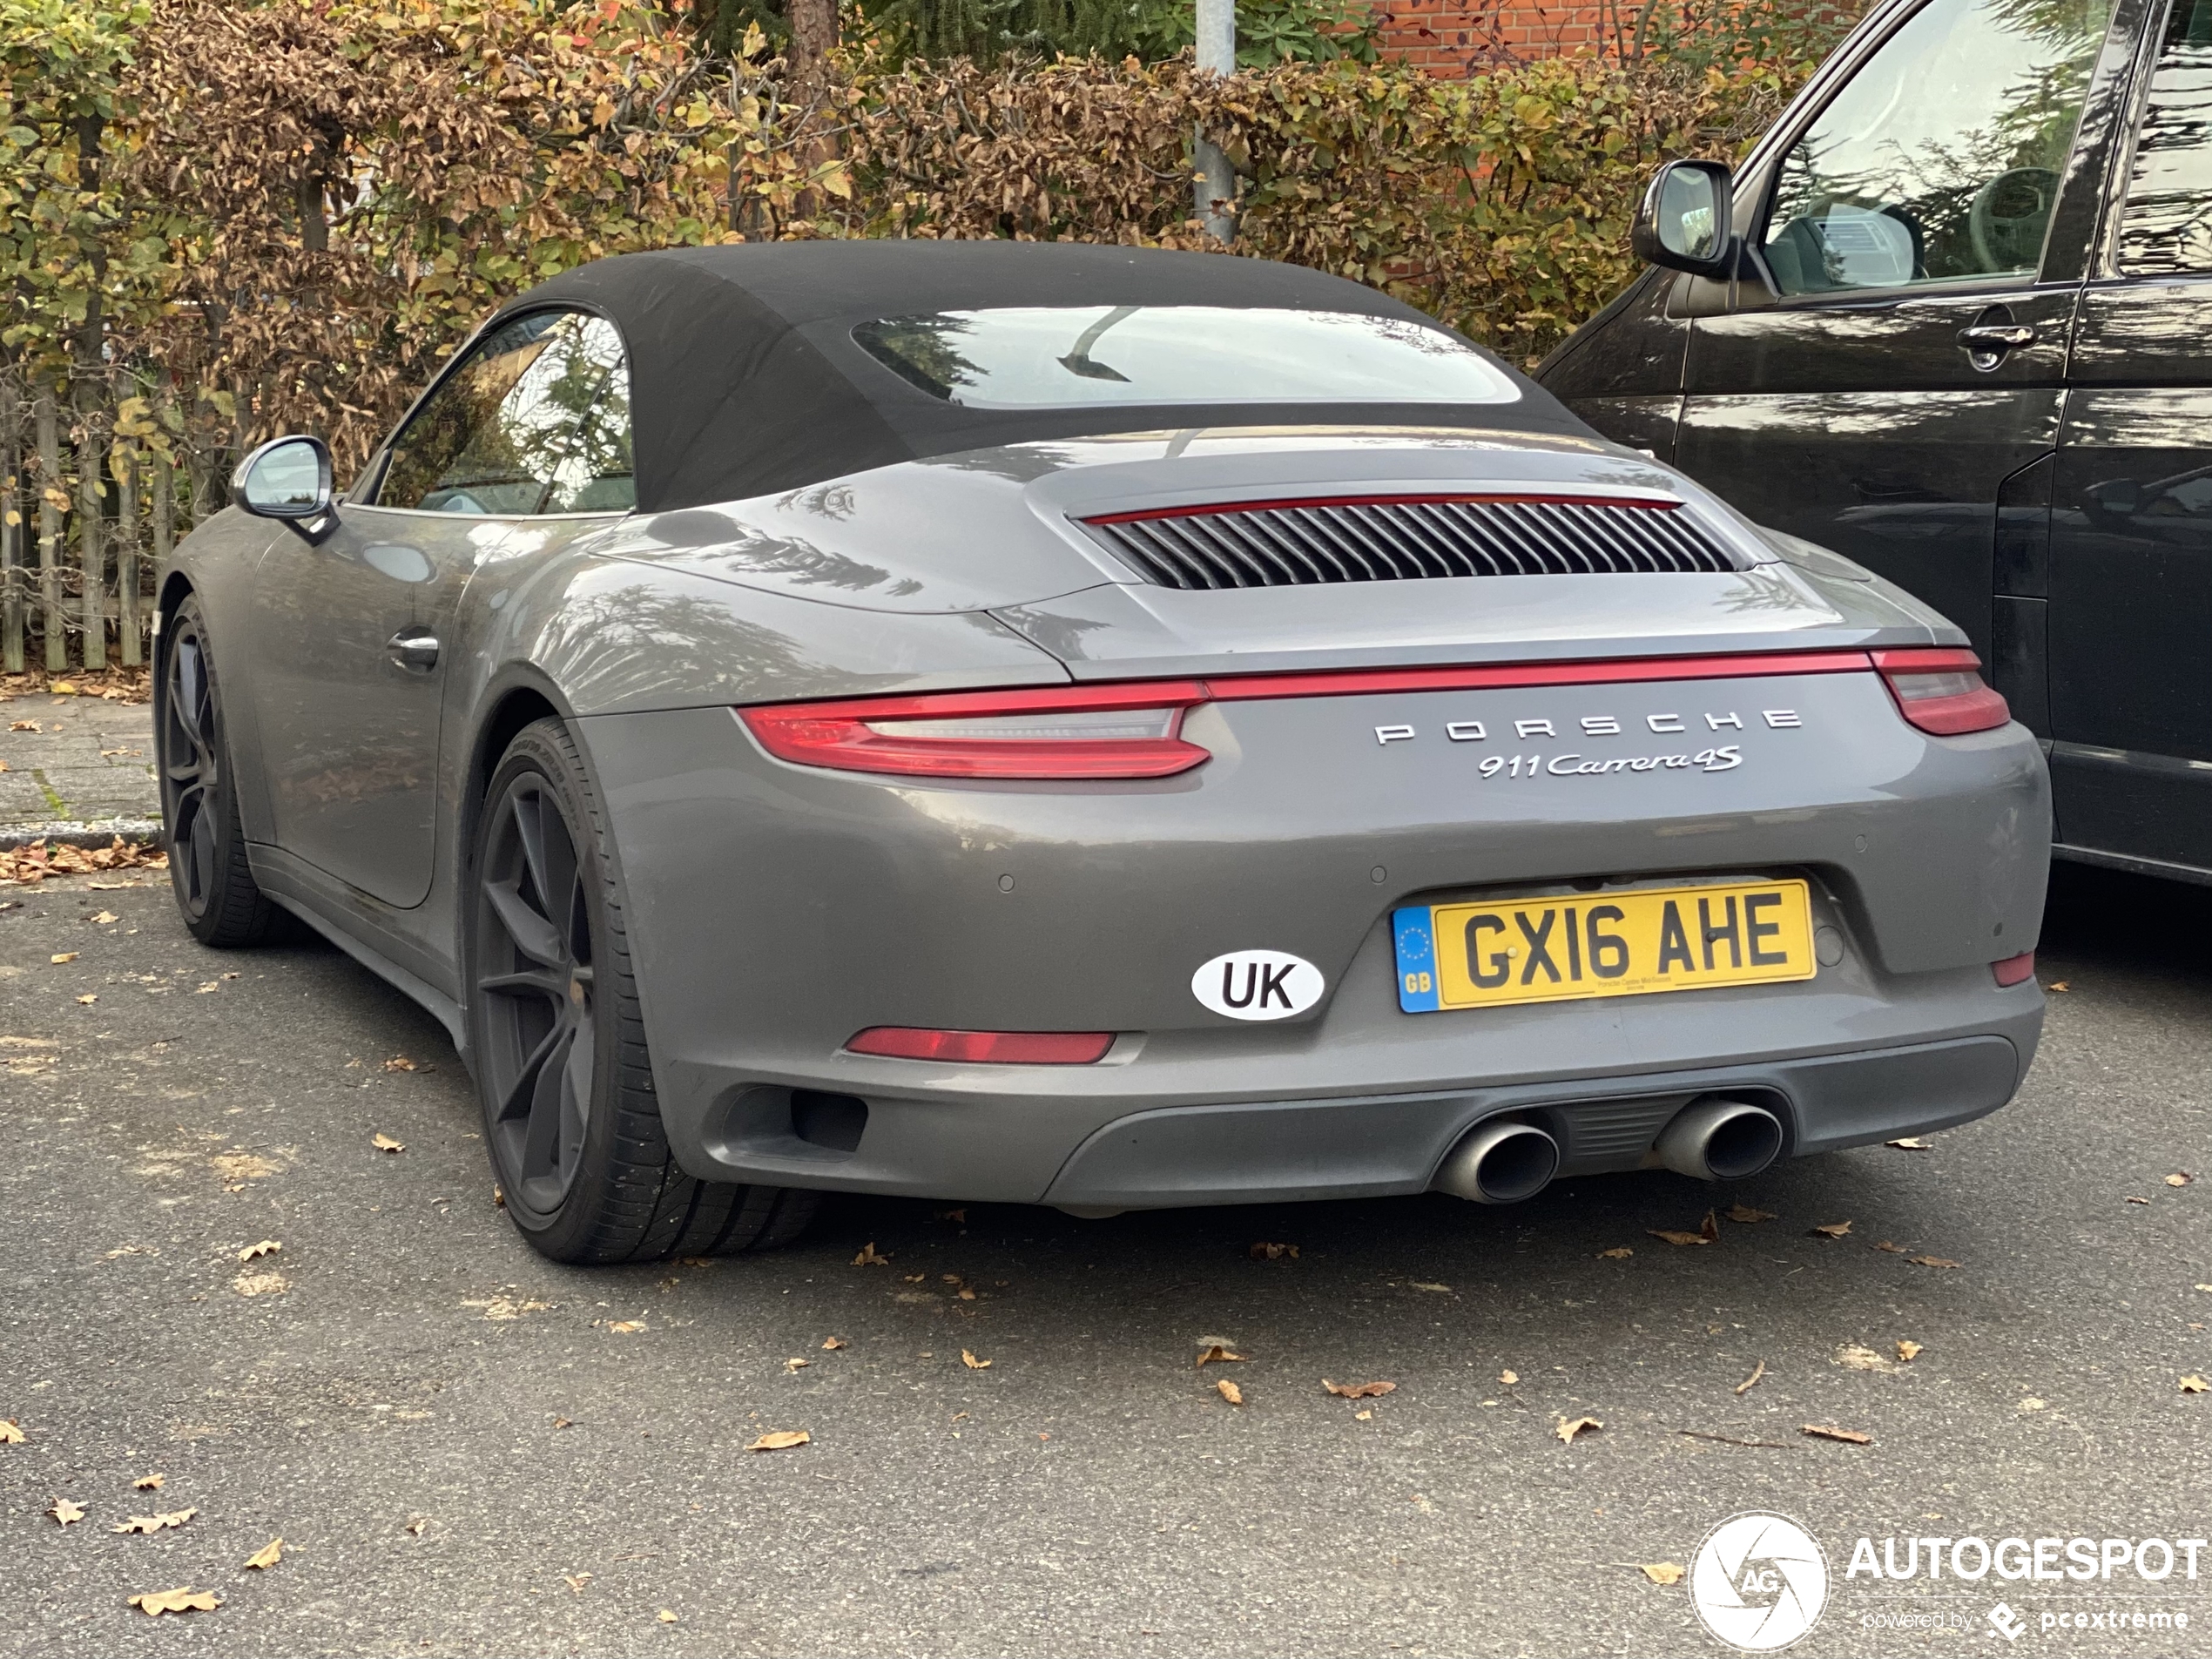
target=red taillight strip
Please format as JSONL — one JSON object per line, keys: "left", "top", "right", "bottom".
{"left": 1085, "top": 493, "right": 1683, "bottom": 526}
{"left": 1871, "top": 647, "right": 2012, "bottom": 736}
{"left": 1199, "top": 650, "right": 1874, "bottom": 704}
{"left": 846, "top": 1027, "right": 1115, "bottom": 1064}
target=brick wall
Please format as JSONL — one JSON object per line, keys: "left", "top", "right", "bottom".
{"left": 1375, "top": 0, "right": 1626, "bottom": 73}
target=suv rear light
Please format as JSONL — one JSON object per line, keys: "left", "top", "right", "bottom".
{"left": 740, "top": 682, "right": 1211, "bottom": 779}
{"left": 1872, "top": 648, "right": 2011, "bottom": 735}
{"left": 1991, "top": 950, "right": 2036, "bottom": 987}
{"left": 846, "top": 1027, "right": 1115, "bottom": 1063}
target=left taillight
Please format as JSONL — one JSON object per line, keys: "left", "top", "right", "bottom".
{"left": 738, "top": 682, "right": 1213, "bottom": 779}
{"left": 1872, "top": 648, "right": 2011, "bottom": 736}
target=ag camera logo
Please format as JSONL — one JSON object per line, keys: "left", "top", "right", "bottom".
{"left": 1692, "top": 1512, "right": 1830, "bottom": 1650}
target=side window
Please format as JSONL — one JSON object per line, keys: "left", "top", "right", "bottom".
{"left": 1761, "top": 0, "right": 2109, "bottom": 296}
{"left": 374, "top": 310, "right": 632, "bottom": 515}
{"left": 2117, "top": 0, "right": 2212, "bottom": 273}
{"left": 541, "top": 317, "right": 635, "bottom": 514}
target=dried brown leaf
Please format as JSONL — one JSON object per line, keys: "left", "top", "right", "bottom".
{"left": 133, "top": 1473, "right": 164, "bottom": 1490}
{"left": 961, "top": 1349, "right": 992, "bottom": 1370}
{"left": 1811, "top": 1219, "right": 1853, "bottom": 1238}
{"left": 236, "top": 1240, "right": 280, "bottom": 1262}
{"left": 370, "top": 1133, "right": 404, "bottom": 1153}
{"left": 2168, "top": 1172, "right": 2195, "bottom": 1187}
{"left": 0, "top": 1420, "right": 24, "bottom": 1444}
{"left": 1598, "top": 1246, "right": 1633, "bottom": 1258}
{"left": 1324, "top": 1379, "right": 1396, "bottom": 1399}
{"left": 603, "top": 1319, "right": 645, "bottom": 1333}
{"left": 112, "top": 1507, "right": 197, "bottom": 1534}
{"left": 745, "top": 1429, "right": 810, "bottom": 1451}
{"left": 1639, "top": 1562, "right": 1685, "bottom": 1585}
{"left": 1801, "top": 1424, "right": 1871, "bottom": 1445}
{"left": 1896, "top": 1339, "right": 1923, "bottom": 1363}
{"left": 243, "top": 1538, "right": 283, "bottom": 1570}
{"left": 2048, "top": 980, "right": 2069, "bottom": 991}
{"left": 821, "top": 1336, "right": 846, "bottom": 1350}
{"left": 1554, "top": 1414, "right": 1602, "bottom": 1443}
{"left": 2182, "top": 1375, "right": 2207, "bottom": 1394}
{"left": 1499, "top": 1368, "right": 1518, "bottom": 1386}
{"left": 50, "top": 952, "right": 76, "bottom": 964}
{"left": 1886, "top": 1136, "right": 1932, "bottom": 1150}
{"left": 852, "top": 1242, "right": 891, "bottom": 1265}
{"left": 51, "top": 1498, "right": 84, "bottom": 1526}
{"left": 1248, "top": 1241, "right": 1299, "bottom": 1260}
{"left": 1724, "top": 1204, "right": 1776, "bottom": 1223}
{"left": 1649, "top": 1227, "right": 1711, "bottom": 1246}
{"left": 1215, "top": 1378, "right": 1244, "bottom": 1406}
{"left": 1908, "top": 1255, "right": 1962, "bottom": 1270}
{"left": 1196, "top": 1345, "right": 1248, "bottom": 1367}
{"left": 126, "top": 1587, "right": 219, "bottom": 1616}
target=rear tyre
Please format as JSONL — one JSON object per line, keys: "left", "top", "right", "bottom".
{"left": 468, "top": 718, "right": 819, "bottom": 1263}
{"left": 156, "top": 594, "right": 278, "bottom": 948}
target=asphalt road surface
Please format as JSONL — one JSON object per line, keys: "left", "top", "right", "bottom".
{"left": 4, "top": 863, "right": 2209, "bottom": 1657}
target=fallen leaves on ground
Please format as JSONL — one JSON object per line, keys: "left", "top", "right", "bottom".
{"left": 961, "top": 1350, "right": 992, "bottom": 1370}
{"left": 1500, "top": 1368, "right": 1519, "bottom": 1386}
{"left": 1407, "top": 1280, "right": 1452, "bottom": 1292}
{"left": 2128, "top": 1196, "right": 2151, "bottom": 1205}
{"left": 211, "top": 1152, "right": 281, "bottom": 1183}
{"left": 2169, "top": 1172, "right": 2195, "bottom": 1187}
{"left": 462, "top": 1297, "right": 550, "bottom": 1321}
{"left": 2048, "top": 980, "right": 2069, "bottom": 991}
{"left": 1249, "top": 1241, "right": 1298, "bottom": 1260}
{"left": 601, "top": 1319, "right": 645, "bottom": 1334}
{"left": 233, "top": 1271, "right": 287, "bottom": 1297}
{"left": 1801, "top": 1424, "right": 1871, "bottom": 1445}
{"left": 243, "top": 1539, "right": 283, "bottom": 1570}
{"left": 2, "top": 837, "right": 166, "bottom": 886}
{"left": 1736, "top": 1360, "right": 1766, "bottom": 1394}
{"left": 382, "top": 1055, "right": 418, "bottom": 1072}
{"left": 90, "top": 910, "right": 117, "bottom": 925}
{"left": 1909, "top": 1255, "right": 1962, "bottom": 1270}
{"left": 51, "top": 1499, "right": 84, "bottom": 1526}
{"left": 370, "top": 1134, "right": 404, "bottom": 1153}
{"left": 821, "top": 1336, "right": 846, "bottom": 1350}
{"left": 1725, "top": 1204, "right": 1776, "bottom": 1224}
{"left": 2182, "top": 1375, "right": 2207, "bottom": 1394}
{"left": 1811, "top": 1220, "right": 1853, "bottom": 1239}
{"left": 1554, "top": 1415, "right": 1602, "bottom": 1444}
{"left": 2020, "top": 1397, "right": 2047, "bottom": 1413}
{"left": 0, "top": 1420, "right": 24, "bottom": 1444}
{"left": 113, "top": 1508, "right": 197, "bottom": 1534}
{"left": 745, "top": 1430, "right": 810, "bottom": 1452}
{"left": 125, "top": 1588, "right": 219, "bottom": 1617}
{"left": 1874, "top": 1240, "right": 1905, "bottom": 1253}
{"left": 1836, "top": 1344, "right": 1897, "bottom": 1373}
{"left": 1897, "top": 1339, "right": 1924, "bottom": 1363}
{"left": 1216, "top": 1379, "right": 1244, "bottom": 1406}
{"left": 75, "top": 994, "right": 96, "bottom": 1004}
{"left": 1598, "top": 1246, "right": 1633, "bottom": 1258}
{"left": 852, "top": 1242, "right": 891, "bottom": 1265}
{"left": 563, "top": 1573, "right": 591, "bottom": 1595}
{"left": 236, "top": 1241, "right": 280, "bottom": 1262}
{"left": 1650, "top": 1210, "right": 1720, "bottom": 1246}
{"left": 1196, "top": 1345, "right": 1248, "bottom": 1367}
{"left": 658, "top": 1609, "right": 678, "bottom": 1623}
{"left": 1639, "top": 1562, "right": 1685, "bottom": 1585}
{"left": 133, "top": 1474, "right": 164, "bottom": 1490}
{"left": 1886, "top": 1136, "right": 1932, "bottom": 1150}
{"left": 784, "top": 1357, "right": 810, "bottom": 1373}
{"left": 50, "top": 952, "right": 76, "bottom": 964}
{"left": 1325, "top": 1379, "right": 1397, "bottom": 1399}
{"left": 404, "top": 1516, "right": 428, "bottom": 1535}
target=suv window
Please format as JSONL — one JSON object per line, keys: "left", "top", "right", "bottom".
{"left": 2117, "top": 0, "right": 2212, "bottom": 273}
{"left": 375, "top": 311, "right": 634, "bottom": 515}
{"left": 1762, "top": 0, "right": 2109, "bottom": 295}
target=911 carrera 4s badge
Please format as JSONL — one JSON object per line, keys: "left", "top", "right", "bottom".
{"left": 1392, "top": 879, "right": 1816, "bottom": 1013}
{"left": 1191, "top": 950, "right": 1325, "bottom": 1021}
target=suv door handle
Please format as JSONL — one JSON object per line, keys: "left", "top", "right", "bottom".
{"left": 1956, "top": 322, "right": 2038, "bottom": 368}
{"left": 387, "top": 629, "right": 440, "bottom": 672}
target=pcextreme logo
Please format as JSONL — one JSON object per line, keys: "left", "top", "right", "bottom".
{"left": 1691, "top": 1512, "right": 1831, "bottom": 1650}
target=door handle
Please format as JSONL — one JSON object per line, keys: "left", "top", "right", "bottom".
{"left": 387, "top": 629, "right": 440, "bottom": 672}
{"left": 1956, "top": 322, "right": 2038, "bottom": 369}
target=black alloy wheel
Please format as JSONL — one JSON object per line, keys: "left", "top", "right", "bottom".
{"left": 156, "top": 595, "right": 276, "bottom": 947}
{"left": 468, "top": 718, "right": 819, "bottom": 1263}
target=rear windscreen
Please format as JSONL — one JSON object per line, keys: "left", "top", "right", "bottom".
{"left": 851, "top": 306, "right": 1521, "bottom": 409}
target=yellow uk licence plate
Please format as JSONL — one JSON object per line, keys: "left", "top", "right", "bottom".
{"left": 1392, "top": 879, "right": 1816, "bottom": 1013}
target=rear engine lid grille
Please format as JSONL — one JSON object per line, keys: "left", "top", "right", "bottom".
{"left": 1082, "top": 496, "right": 1743, "bottom": 590}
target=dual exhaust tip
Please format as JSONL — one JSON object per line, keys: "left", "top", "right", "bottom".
{"left": 1433, "top": 1096, "right": 1784, "bottom": 1204}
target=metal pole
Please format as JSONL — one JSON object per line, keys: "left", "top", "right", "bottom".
{"left": 1193, "top": 0, "right": 1236, "bottom": 244}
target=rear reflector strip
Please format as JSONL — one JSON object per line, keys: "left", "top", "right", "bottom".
{"left": 1991, "top": 951, "right": 2037, "bottom": 988}
{"left": 1871, "top": 648, "right": 2011, "bottom": 736}
{"left": 740, "top": 649, "right": 1952, "bottom": 779}
{"left": 846, "top": 1028, "right": 1115, "bottom": 1064}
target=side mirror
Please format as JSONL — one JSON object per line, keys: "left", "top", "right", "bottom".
{"left": 233, "top": 435, "right": 335, "bottom": 539}
{"left": 1632, "top": 159, "right": 1737, "bottom": 280}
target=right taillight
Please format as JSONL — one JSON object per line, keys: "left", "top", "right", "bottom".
{"left": 1872, "top": 648, "right": 2011, "bottom": 735}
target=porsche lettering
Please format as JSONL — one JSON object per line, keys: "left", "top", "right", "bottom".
{"left": 1373, "top": 710, "right": 1802, "bottom": 746}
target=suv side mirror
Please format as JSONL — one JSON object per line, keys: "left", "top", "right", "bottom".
{"left": 233, "top": 435, "right": 335, "bottom": 539}
{"left": 1632, "top": 160, "right": 1737, "bottom": 279}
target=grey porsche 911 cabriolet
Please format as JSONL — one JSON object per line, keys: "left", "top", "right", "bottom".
{"left": 158, "top": 241, "right": 2049, "bottom": 1263}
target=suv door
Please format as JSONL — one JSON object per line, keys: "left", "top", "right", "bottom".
{"left": 1670, "top": 0, "right": 2126, "bottom": 666}
{"left": 249, "top": 308, "right": 631, "bottom": 907}
{"left": 2048, "top": 0, "right": 2212, "bottom": 875}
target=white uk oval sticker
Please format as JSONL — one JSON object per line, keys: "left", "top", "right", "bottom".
{"left": 1190, "top": 950, "right": 1325, "bottom": 1021}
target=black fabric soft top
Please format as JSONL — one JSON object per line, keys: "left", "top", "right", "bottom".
{"left": 493, "top": 241, "right": 1591, "bottom": 513}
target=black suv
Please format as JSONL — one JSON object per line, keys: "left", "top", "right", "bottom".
{"left": 1539, "top": 0, "right": 2212, "bottom": 883}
